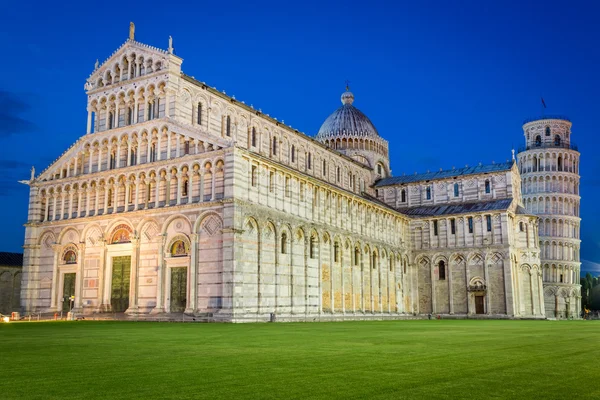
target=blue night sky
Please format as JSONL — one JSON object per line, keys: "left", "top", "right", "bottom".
{"left": 0, "top": 1, "right": 599, "bottom": 273}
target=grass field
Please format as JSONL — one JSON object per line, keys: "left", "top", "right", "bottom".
{"left": 1, "top": 320, "right": 599, "bottom": 399}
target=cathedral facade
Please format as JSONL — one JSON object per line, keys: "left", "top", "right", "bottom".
{"left": 19, "top": 31, "right": 580, "bottom": 321}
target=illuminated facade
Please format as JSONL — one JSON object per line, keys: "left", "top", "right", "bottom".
{"left": 19, "top": 28, "right": 563, "bottom": 321}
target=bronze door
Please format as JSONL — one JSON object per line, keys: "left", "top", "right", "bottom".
{"left": 111, "top": 256, "right": 131, "bottom": 312}
{"left": 475, "top": 295, "right": 485, "bottom": 314}
{"left": 62, "top": 273, "right": 76, "bottom": 312}
{"left": 170, "top": 267, "right": 187, "bottom": 313}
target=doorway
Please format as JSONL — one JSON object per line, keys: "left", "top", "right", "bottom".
{"left": 111, "top": 256, "right": 131, "bottom": 312}
{"left": 475, "top": 295, "right": 485, "bottom": 314}
{"left": 170, "top": 267, "right": 187, "bottom": 313}
{"left": 62, "top": 273, "right": 76, "bottom": 312}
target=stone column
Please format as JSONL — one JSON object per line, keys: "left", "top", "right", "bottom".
{"left": 465, "top": 261, "right": 471, "bottom": 315}
{"left": 125, "top": 183, "right": 131, "bottom": 211}
{"left": 113, "top": 184, "right": 119, "bottom": 213}
{"left": 126, "top": 238, "right": 140, "bottom": 314}
{"left": 49, "top": 245, "right": 60, "bottom": 311}
{"left": 211, "top": 168, "right": 216, "bottom": 201}
{"left": 175, "top": 134, "right": 180, "bottom": 158}
{"left": 68, "top": 190, "right": 74, "bottom": 219}
{"left": 103, "top": 185, "right": 109, "bottom": 215}
{"left": 155, "top": 175, "right": 161, "bottom": 206}
{"left": 43, "top": 194, "right": 49, "bottom": 222}
{"left": 167, "top": 132, "right": 172, "bottom": 159}
{"left": 134, "top": 179, "right": 140, "bottom": 210}
{"left": 529, "top": 270, "right": 535, "bottom": 315}
{"left": 152, "top": 235, "right": 167, "bottom": 313}
{"left": 157, "top": 133, "right": 162, "bottom": 161}
{"left": 431, "top": 260, "right": 436, "bottom": 314}
{"left": 99, "top": 242, "right": 111, "bottom": 311}
{"left": 188, "top": 170, "right": 195, "bottom": 203}
{"left": 127, "top": 141, "right": 132, "bottom": 167}
{"left": 116, "top": 143, "right": 121, "bottom": 168}
{"left": 448, "top": 258, "right": 454, "bottom": 314}
{"left": 98, "top": 147, "right": 103, "bottom": 172}
{"left": 186, "top": 234, "right": 198, "bottom": 314}
{"left": 537, "top": 271, "right": 544, "bottom": 317}
{"left": 75, "top": 243, "right": 86, "bottom": 311}
{"left": 484, "top": 261, "right": 491, "bottom": 315}
{"left": 176, "top": 173, "right": 182, "bottom": 205}
{"left": 86, "top": 108, "right": 92, "bottom": 134}
{"left": 59, "top": 193, "right": 65, "bottom": 220}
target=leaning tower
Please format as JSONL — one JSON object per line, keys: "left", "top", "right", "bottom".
{"left": 518, "top": 117, "right": 581, "bottom": 318}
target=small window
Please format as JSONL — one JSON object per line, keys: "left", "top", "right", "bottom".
{"left": 438, "top": 261, "right": 446, "bottom": 280}
{"left": 545, "top": 126, "right": 551, "bottom": 136}
{"left": 272, "top": 137, "right": 277, "bottom": 155}
{"left": 291, "top": 145, "right": 295, "bottom": 162}
{"left": 454, "top": 183, "right": 459, "bottom": 197}
{"left": 251, "top": 166, "right": 257, "bottom": 187}
{"left": 519, "top": 221, "right": 524, "bottom": 232}
{"left": 269, "top": 171, "right": 274, "bottom": 192}
{"left": 401, "top": 189, "right": 406, "bottom": 203}
{"left": 307, "top": 153, "right": 312, "bottom": 169}
{"left": 334, "top": 242, "right": 340, "bottom": 262}
{"left": 251, "top": 127, "right": 257, "bottom": 147}
{"left": 127, "top": 107, "right": 133, "bottom": 125}
{"left": 486, "top": 215, "right": 492, "bottom": 232}
{"left": 322, "top": 160, "right": 327, "bottom": 176}
{"left": 182, "top": 179, "right": 188, "bottom": 197}
{"left": 554, "top": 135, "right": 561, "bottom": 146}
{"left": 184, "top": 141, "right": 190, "bottom": 155}
{"left": 433, "top": 220, "right": 438, "bottom": 236}
{"left": 150, "top": 143, "right": 156, "bottom": 162}
{"left": 426, "top": 186, "right": 431, "bottom": 200}
{"left": 535, "top": 135, "right": 542, "bottom": 146}
{"left": 281, "top": 232, "right": 288, "bottom": 254}
{"left": 377, "top": 164, "right": 382, "bottom": 175}
{"left": 468, "top": 217, "right": 473, "bottom": 233}
{"left": 451, "top": 218, "right": 456, "bottom": 234}
{"left": 285, "top": 176, "right": 290, "bottom": 197}
{"left": 197, "top": 103, "right": 203, "bottom": 125}
{"left": 310, "top": 237, "right": 317, "bottom": 259}
{"left": 225, "top": 115, "right": 231, "bottom": 137}
{"left": 485, "top": 180, "right": 491, "bottom": 194}
{"left": 354, "top": 248, "right": 360, "bottom": 266}
{"left": 336, "top": 167, "right": 340, "bottom": 182}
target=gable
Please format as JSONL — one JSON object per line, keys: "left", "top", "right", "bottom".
{"left": 84, "top": 40, "right": 172, "bottom": 92}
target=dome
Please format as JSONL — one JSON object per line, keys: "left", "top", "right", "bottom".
{"left": 316, "top": 89, "right": 379, "bottom": 140}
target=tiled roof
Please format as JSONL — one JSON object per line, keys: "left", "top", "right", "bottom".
{"left": 397, "top": 199, "right": 513, "bottom": 217}
{"left": 375, "top": 162, "right": 514, "bottom": 187}
{"left": 0, "top": 252, "right": 23, "bottom": 267}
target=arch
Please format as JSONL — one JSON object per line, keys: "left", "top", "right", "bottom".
{"left": 161, "top": 213, "right": 193, "bottom": 235}
{"left": 194, "top": 211, "right": 224, "bottom": 235}
{"left": 110, "top": 224, "right": 133, "bottom": 244}
{"left": 61, "top": 245, "right": 78, "bottom": 264}
{"left": 57, "top": 227, "right": 81, "bottom": 245}
{"left": 167, "top": 234, "right": 191, "bottom": 257}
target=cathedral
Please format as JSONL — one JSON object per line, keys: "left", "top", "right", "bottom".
{"left": 19, "top": 27, "right": 581, "bottom": 321}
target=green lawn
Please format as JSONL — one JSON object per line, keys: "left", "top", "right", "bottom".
{"left": 0, "top": 320, "right": 598, "bottom": 399}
